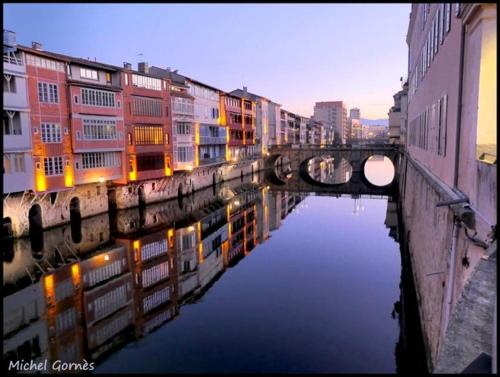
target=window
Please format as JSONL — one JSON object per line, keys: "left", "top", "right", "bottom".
{"left": 438, "top": 7, "right": 443, "bottom": 45}
{"left": 175, "top": 122, "right": 192, "bottom": 135}
{"left": 81, "top": 88, "right": 115, "bottom": 107}
{"left": 38, "top": 82, "right": 59, "bottom": 103}
{"left": 440, "top": 4, "right": 445, "bottom": 44}
{"left": 446, "top": 4, "right": 452, "bottom": 32}
{"left": 437, "top": 95, "right": 447, "bottom": 156}
{"left": 3, "top": 154, "right": 25, "bottom": 173}
{"left": 41, "top": 123, "right": 62, "bottom": 143}
{"left": 172, "top": 97, "right": 194, "bottom": 115}
{"left": 3, "top": 111, "right": 21, "bottom": 135}
{"left": 136, "top": 154, "right": 164, "bottom": 171}
{"left": 433, "top": 16, "right": 438, "bottom": 56}
{"left": 44, "top": 156, "right": 64, "bottom": 176}
{"left": 80, "top": 68, "right": 98, "bottom": 80}
{"left": 3, "top": 156, "right": 11, "bottom": 174}
{"left": 105, "top": 72, "right": 112, "bottom": 84}
{"left": 176, "top": 146, "right": 193, "bottom": 162}
{"left": 3, "top": 74, "right": 16, "bottom": 93}
{"left": 25, "top": 54, "right": 65, "bottom": 71}
{"left": 81, "top": 152, "right": 121, "bottom": 169}
{"left": 134, "top": 126, "right": 164, "bottom": 145}
{"left": 131, "top": 96, "right": 162, "bottom": 116}
{"left": 83, "top": 118, "right": 117, "bottom": 140}
{"left": 182, "top": 234, "right": 192, "bottom": 250}
{"left": 132, "top": 74, "right": 162, "bottom": 91}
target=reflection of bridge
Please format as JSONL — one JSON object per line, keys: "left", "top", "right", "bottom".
{"left": 264, "top": 144, "right": 401, "bottom": 196}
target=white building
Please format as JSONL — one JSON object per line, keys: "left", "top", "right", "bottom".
{"left": 186, "top": 78, "right": 227, "bottom": 166}
{"left": 3, "top": 30, "right": 34, "bottom": 194}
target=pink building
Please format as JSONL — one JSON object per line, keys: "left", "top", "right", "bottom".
{"left": 405, "top": 3, "right": 496, "bottom": 371}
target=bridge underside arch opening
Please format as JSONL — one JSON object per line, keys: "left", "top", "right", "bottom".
{"left": 302, "top": 156, "right": 353, "bottom": 186}
{"left": 362, "top": 155, "right": 395, "bottom": 187}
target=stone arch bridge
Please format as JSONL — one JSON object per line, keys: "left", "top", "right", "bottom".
{"left": 264, "top": 144, "right": 401, "bottom": 196}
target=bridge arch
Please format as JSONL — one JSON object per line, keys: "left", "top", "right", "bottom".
{"left": 265, "top": 144, "right": 400, "bottom": 195}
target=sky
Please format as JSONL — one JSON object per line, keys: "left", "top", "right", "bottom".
{"left": 4, "top": 3, "right": 410, "bottom": 119}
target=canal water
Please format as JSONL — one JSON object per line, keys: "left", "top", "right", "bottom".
{"left": 2, "top": 160, "right": 427, "bottom": 373}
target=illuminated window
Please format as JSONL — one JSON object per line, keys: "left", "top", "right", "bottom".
{"left": 475, "top": 11, "right": 496, "bottom": 164}
{"left": 134, "top": 126, "right": 164, "bottom": 145}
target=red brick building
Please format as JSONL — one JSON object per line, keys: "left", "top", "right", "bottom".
{"left": 117, "top": 63, "right": 173, "bottom": 185}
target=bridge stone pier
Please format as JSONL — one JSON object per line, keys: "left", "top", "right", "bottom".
{"left": 264, "top": 144, "right": 401, "bottom": 196}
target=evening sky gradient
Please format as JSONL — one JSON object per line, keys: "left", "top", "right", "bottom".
{"left": 4, "top": 3, "right": 410, "bottom": 119}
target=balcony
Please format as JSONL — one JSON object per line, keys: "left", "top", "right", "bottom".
{"left": 3, "top": 52, "right": 25, "bottom": 75}
{"left": 199, "top": 155, "right": 226, "bottom": 166}
{"left": 199, "top": 135, "right": 227, "bottom": 145}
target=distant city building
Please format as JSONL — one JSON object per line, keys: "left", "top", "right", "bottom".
{"left": 362, "top": 124, "right": 388, "bottom": 140}
{"left": 349, "top": 107, "right": 360, "bottom": 120}
{"left": 350, "top": 118, "right": 363, "bottom": 140}
{"left": 313, "top": 101, "right": 348, "bottom": 144}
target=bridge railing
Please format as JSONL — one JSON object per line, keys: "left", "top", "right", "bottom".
{"left": 269, "top": 143, "right": 398, "bottom": 151}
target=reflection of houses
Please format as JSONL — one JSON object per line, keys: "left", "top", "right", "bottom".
{"left": 115, "top": 228, "right": 179, "bottom": 338}
{"left": 225, "top": 185, "right": 259, "bottom": 267}
{"left": 3, "top": 213, "right": 111, "bottom": 288}
{"left": 384, "top": 198, "right": 399, "bottom": 241}
{"left": 3, "top": 180, "right": 274, "bottom": 371}
{"left": 78, "top": 246, "right": 134, "bottom": 359}
{"left": 3, "top": 281, "right": 48, "bottom": 370}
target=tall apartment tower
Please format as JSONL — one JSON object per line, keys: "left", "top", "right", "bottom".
{"left": 313, "top": 101, "right": 348, "bottom": 144}
{"left": 349, "top": 108, "right": 360, "bottom": 120}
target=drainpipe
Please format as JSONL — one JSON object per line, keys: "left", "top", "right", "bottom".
{"left": 443, "top": 218, "right": 460, "bottom": 337}
{"left": 453, "top": 23, "right": 466, "bottom": 188}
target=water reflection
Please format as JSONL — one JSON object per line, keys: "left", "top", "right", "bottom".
{"left": 2, "top": 171, "right": 425, "bottom": 373}
{"left": 307, "top": 156, "right": 352, "bottom": 184}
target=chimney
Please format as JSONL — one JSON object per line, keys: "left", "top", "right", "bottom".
{"left": 123, "top": 62, "right": 132, "bottom": 70}
{"left": 243, "top": 86, "right": 248, "bottom": 96}
{"left": 32, "top": 41, "right": 43, "bottom": 51}
{"left": 138, "top": 62, "right": 149, "bottom": 74}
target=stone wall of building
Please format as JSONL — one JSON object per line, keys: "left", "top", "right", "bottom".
{"left": 4, "top": 160, "right": 263, "bottom": 238}
{"left": 4, "top": 183, "right": 109, "bottom": 238}
{"left": 114, "top": 159, "right": 262, "bottom": 210}
{"left": 398, "top": 153, "right": 494, "bottom": 371}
